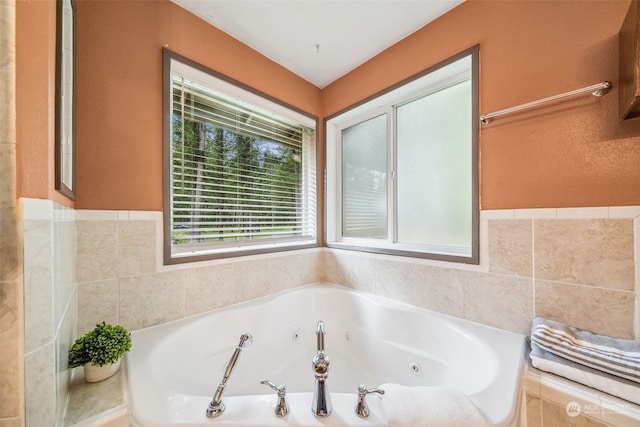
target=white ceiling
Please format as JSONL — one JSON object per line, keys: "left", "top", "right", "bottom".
{"left": 172, "top": 0, "right": 464, "bottom": 88}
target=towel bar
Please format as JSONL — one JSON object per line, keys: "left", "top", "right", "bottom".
{"left": 480, "top": 81, "right": 612, "bottom": 125}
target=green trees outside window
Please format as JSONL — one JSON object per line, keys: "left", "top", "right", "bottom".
{"left": 171, "top": 117, "right": 303, "bottom": 246}
{"left": 164, "top": 52, "right": 317, "bottom": 262}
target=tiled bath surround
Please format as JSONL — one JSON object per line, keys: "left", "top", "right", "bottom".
{"left": 69, "top": 206, "right": 640, "bottom": 339}
{"left": 525, "top": 364, "right": 640, "bottom": 426}
{"left": 75, "top": 210, "right": 323, "bottom": 334}
{"left": 22, "top": 199, "right": 76, "bottom": 427}
{"left": 18, "top": 201, "right": 640, "bottom": 425}
{"left": 326, "top": 208, "right": 640, "bottom": 339}
{"left": 0, "top": 1, "right": 22, "bottom": 426}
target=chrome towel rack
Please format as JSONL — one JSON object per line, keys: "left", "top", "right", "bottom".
{"left": 480, "top": 81, "right": 612, "bottom": 125}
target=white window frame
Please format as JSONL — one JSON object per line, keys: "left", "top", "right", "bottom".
{"left": 163, "top": 50, "right": 319, "bottom": 264}
{"left": 325, "top": 47, "right": 479, "bottom": 264}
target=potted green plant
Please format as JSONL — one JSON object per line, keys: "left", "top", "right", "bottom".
{"left": 68, "top": 322, "right": 132, "bottom": 382}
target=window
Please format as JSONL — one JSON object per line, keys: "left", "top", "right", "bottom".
{"left": 326, "top": 47, "right": 479, "bottom": 263}
{"left": 163, "top": 50, "right": 318, "bottom": 263}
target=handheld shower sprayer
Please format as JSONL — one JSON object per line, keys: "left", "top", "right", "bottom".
{"left": 206, "top": 333, "right": 253, "bottom": 418}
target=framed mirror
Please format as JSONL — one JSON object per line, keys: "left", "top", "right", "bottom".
{"left": 55, "top": 0, "right": 76, "bottom": 200}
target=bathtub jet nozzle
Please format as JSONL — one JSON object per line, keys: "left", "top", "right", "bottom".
{"left": 206, "top": 333, "right": 253, "bottom": 418}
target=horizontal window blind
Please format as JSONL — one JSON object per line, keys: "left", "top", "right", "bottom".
{"left": 170, "top": 73, "right": 316, "bottom": 257}
{"left": 172, "top": 77, "right": 304, "bottom": 150}
{"left": 341, "top": 114, "right": 388, "bottom": 240}
{"left": 342, "top": 173, "right": 387, "bottom": 238}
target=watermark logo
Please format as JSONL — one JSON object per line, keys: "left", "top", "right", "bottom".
{"left": 566, "top": 401, "right": 629, "bottom": 418}
{"left": 566, "top": 401, "right": 581, "bottom": 417}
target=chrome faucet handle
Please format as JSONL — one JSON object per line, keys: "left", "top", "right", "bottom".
{"left": 312, "top": 350, "right": 330, "bottom": 376}
{"left": 355, "top": 384, "right": 385, "bottom": 418}
{"left": 261, "top": 380, "right": 289, "bottom": 417}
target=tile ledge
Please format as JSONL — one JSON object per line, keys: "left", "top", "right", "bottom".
{"left": 66, "top": 405, "right": 128, "bottom": 427}
{"left": 65, "top": 367, "right": 128, "bottom": 426}
{"left": 525, "top": 363, "right": 640, "bottom": 424}
{"left": 480, "top": 205, "right": 640, "bottom": 220}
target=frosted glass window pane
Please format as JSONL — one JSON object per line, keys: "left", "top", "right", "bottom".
{"left": 396, "top": 80, "right": 472, "bottom": 252}
{"left": 342, "top": 114, "right": 387, "bottom": 239}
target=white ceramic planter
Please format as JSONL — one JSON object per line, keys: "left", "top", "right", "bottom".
{"left": 84, "top": 358, "right": 121, "bottom": 383}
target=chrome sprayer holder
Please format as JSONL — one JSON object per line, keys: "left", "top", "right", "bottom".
{"left": 206, "top": 333, "right": 253, "bottom": 418}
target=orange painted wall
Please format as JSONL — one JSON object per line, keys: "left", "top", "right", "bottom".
{"left": 324, "top": 0, "right": 640, "bottom": 209}
{"left": 17, "top": 0, "right": 640, "bottom": 211}
{"left": 16, "top": 0, "right": 73, "bottom": 207}
{"left": 73, "top": 0, "right": 322, "bottom": 210}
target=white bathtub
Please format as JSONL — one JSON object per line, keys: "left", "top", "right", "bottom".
{"left": 125, "top": 283, "right": 526, "bottom": 427}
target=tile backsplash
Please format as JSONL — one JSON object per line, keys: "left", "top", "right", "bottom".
{"left": 488, "top": 208, "right": 638, "bottom": 339}
{"left": 74, "top": 210, "right": 323, "bottom": 333}
{"left": 0, "top": 1, "right": 21, "bottom": 425}
{"left": 19, "top": 200, "right": 640, "bottom": 425}
{"left": 22, "top": 199, "right": 76, "bottom": 427}
{"left": 69, "top": 205, "right": 640, "bottom": 339}
{"left": 325, "top": 208, "right": 639, "bottom": 339}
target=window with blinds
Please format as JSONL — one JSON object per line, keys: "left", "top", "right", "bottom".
{"left": 325, "top": 47, "right": 479, "bottom": 264}
{"left": 164, "top": 52, "right": 317, "bottom": 263}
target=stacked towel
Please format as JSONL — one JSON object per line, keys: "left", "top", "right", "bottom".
{"left": 379, "top": 383, "right": 489, "bottom": 427}
{"left": 530, "top": 317, "right": 640, "bottom": 405}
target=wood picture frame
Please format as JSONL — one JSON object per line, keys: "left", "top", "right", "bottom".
{"left": 55, "top": 0, "right": 76, "bottom": 200}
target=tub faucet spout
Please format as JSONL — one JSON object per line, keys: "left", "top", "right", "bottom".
{"left": 312, "top": 321, "right": 332, "bottom": 417}
{"left": 206, "top": 333, "right": 253, "bottom": 418}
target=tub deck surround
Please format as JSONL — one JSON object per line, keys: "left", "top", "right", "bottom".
{"left": 125, "top": 283, "right": 526, "bottom": 427}
{"left": 65, "top": 368, "right": 127, "bottom": 426}
{"left": 524, "top": 362, "right": 640, "bottom": 426}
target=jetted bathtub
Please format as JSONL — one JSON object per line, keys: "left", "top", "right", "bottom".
{"left": 125, "top": 283, "right": 526, "bottom": 427}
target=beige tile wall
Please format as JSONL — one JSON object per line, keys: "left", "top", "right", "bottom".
{"left": 0, "top": 1, "right": 23, "bottom": 426}
{"left": 531, "top": 215, "right": 636, "bottom": 339}
{"left": 75, "top": 210, "right": 323, "bottom": 334}
{"left": 73, "top": 206, "right": 640, "bottom": 339}
{"left": 325, "top": 207, "right": 639, "bottom": 338}
{"left": 18, "top": 204, "right": 638, "bottom": 427}
{"left": 22, "top": 199, "right": 77, "bottom": 427}
{"left": 525, "top": 365, "right": 640, "bottom": 426}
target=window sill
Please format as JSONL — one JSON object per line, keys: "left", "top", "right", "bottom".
{"left": 326, "top": 241, "right": 478, "bottom": 265}
{"left": 167, "top": 241, "right": 319, "bottom": 264}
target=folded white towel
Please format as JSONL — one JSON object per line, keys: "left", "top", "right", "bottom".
{"left": 379, "top": 383, "right": 489, "bottom": 427}
{"left": 530, "top": 342, "right": 640, "bottom": 405}
{"left": 530, "top": 317, "right": 640, "bottom": 383}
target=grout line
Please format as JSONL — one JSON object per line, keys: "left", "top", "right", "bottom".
{"left": 635, "top": 216, "right": 639, "bottom": 339}
{"left": 23, "top": 339, "right": 55, "bottom": 359}
{"left": 116, "top": 215, "right": 121, "bottom": 325}
{"left": 531, "top": 219, "right": 536, "bottom": 321}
